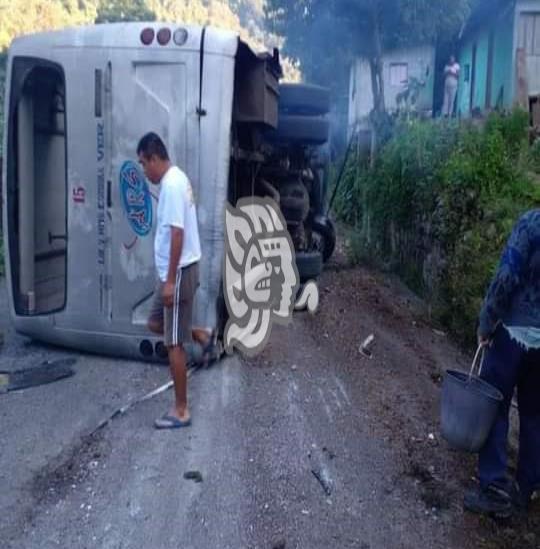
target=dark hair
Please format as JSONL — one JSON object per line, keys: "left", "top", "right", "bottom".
{"left": 136, "top": 132, "right": 169, "bottom": 161}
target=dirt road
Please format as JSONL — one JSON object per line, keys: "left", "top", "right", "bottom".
{"left": 1, "top": 251, "right": 539, "bottom": 548}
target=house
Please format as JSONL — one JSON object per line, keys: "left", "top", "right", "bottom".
{"left": 348, "top": 45, "right": 436, "bottom": 135}
{"left": 457, "top": 0, "right": 540, "bottom": 122}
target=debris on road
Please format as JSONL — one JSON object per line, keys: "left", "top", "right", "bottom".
{"left": 359, "top": 334, "right": 375, "bottom": 358}
{"left": 183, "top": 470, "right": 204, "bottom": 483}
{"left": 0, "top": 358, "right": 76, "bottom": 394}
{"left": 427, "top": 433, "right": 438, "bottom": 446}
{"left": 91, "top": 361, "right": 213, "bottom": 434}
{"left": 92, "top": 379, "right": 175, "bottom": 433}
{"left": 322, "top": 446, "right": 336, "bottom": 460}
{"left": 311, "top": 468, "right": 332, "bottom": 496}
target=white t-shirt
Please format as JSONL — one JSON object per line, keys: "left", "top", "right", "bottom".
{"left": 445, "top": 62, "right": 460, "bottom": 84}
{"left": 154, "top": 166, "right": 202, "bottom": 281}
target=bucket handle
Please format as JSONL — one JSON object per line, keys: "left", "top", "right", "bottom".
{"left": 468, "top": 344, "right": 486, "bottom": 380}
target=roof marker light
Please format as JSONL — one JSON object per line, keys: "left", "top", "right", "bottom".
{"left": 140, "top": 28, "right": 154, "bottom": 45}
{"left": 173, "top": 28, "right": 189, "bottom": 46}
{"left": 157, "top": 28, "right": 171, "bottom": 46}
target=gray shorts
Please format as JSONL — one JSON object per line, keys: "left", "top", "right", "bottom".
{"left": 149, "top": 262, "right": 199, "bottom": 347}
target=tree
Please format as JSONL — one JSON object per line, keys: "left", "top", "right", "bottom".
{"left": 266, "top": 0, "right": 473, "bottom": 156}
{"left": 0, "top": 0, "right": 97, "bottom": 49}
{"left": 96, "top": 0, "right": 156, "bottom": 23}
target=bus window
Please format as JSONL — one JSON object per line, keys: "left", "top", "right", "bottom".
{"left": 7, "top": 58, "right": 67, "bottom": 315}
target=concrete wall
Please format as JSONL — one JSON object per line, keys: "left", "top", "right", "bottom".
{"left": 516, "top": 0, "right": 540, "bottom": 97}
{"left": 348, "top": 45, "right": 435, "bottom": 132}
{"left": 348, "top": 57, "right": 373, "bottom": 131}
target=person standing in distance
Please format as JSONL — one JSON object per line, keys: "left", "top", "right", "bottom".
{"left": 442, "top": 54, "right": 460, "bottom": 118}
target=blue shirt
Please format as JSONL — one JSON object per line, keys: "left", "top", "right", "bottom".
{"left": 479, "top": 210, "right": 540, "bottom": 338}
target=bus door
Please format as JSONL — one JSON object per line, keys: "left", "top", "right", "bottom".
{"left": 107, "top": 50, "right": 191, "bottom": 331}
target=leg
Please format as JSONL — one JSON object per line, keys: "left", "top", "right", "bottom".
{"left": 168, "top": 344, "right": 190, "bottom": 421}
{"left": 148, "top": 317, "right": 164, "bottom": 335}
{"left": 192, "top": 327, "right": 211, "bottom": 346}
{"left": 147, "top": 279, "right": 164, "bottom": 335}
{"left": 516, "top": 347, "right": 540, "bottom": 500}
{"left": 464, "top": 326, "right": 524, "bottom": 516}
{"left": 185, "top": 265, "right": 217, "bottom": 364}
{"left": 155, "top": 268, "right": 191, "bottom": 427}
{"left": 164, "top": 263, "right": 199, "bottom": 422}
{"left": 448, "top": 84, "right": 458, "bottom": 117}
{"left": 478, "top": 325, "right": 524, "bottom": 491}
{"left": 442, "top": 87, "right": 450, "bottom": 117}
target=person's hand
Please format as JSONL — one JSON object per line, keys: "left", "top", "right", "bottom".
{"left": 162, "top": 281, "right": 175, "bottom": 308}
{"left": 477, "top": 334, "right": 491, "bottom": 347}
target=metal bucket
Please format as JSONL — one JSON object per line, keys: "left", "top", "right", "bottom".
{"left": 440, "top": 345, "right": 503, "bottom": 453}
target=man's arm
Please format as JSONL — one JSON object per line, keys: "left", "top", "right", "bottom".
{"left": 478, "top": 213, "right": 532, "bottom": 340}
{"left": 162, "top": 226, "right": 184, "bottom": 308}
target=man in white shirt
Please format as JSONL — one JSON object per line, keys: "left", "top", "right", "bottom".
{"left": 137, "top": 132, "right": 209, "bottom": 429}
{"left": 442, "top": 55, "right": 460, "bottom": 118}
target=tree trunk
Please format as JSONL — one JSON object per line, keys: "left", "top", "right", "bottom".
{"left": 369, "top": 0, "right": 385, "bottom": 167}
{"left": 369, "top": 0, "right": 385, "bottom": 112}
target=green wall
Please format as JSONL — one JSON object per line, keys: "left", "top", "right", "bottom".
{"left": 457, "top": 43, "right": 473, "bottom": 115}
{"left": 457, "top": 7, "right": 516, "bottom": 116}
{"left": 490, "top": 10, "right": 515, "bottom": 109}
{"left": 472, "top": 32, "right": 490, "bottom": 110}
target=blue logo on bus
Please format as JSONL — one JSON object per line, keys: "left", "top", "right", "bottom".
{"left": 120, "top": 161, "right": 152, "bottom": 236}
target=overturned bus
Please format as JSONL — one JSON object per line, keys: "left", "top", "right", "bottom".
{"left": 2, "top": 23, "right": 335, "bottom": 361}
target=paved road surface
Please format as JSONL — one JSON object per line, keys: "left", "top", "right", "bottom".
{"left": 1, "top": 259, "right": 538, "bottom": 548}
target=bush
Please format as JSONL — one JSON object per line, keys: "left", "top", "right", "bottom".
{"left": 529, "top": 138, "right": 540, "bottom": 174}
{"left": 0, "top": 235, "right": 4, "bottom": 277}
{"left": 334, "top": 110, "right": 539, "bottom": 345}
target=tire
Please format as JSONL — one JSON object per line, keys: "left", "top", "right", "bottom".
{"left": 271, "top": 114, "right": 330, "bottom": 145}
{"left": 295, "top": 251, "right": 323, "bottom": 281}
{"left": 312, "top": 216, "right": 336, "bottom": 263}
{"left": 280, "top": 180, "right": 310, "bottom": 225}
{"left": 279, "top": 83, "right": 330, "bottom": 116}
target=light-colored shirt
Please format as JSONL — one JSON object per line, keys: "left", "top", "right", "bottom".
{"left": 444, "top": 63, "right": 460, "bottom": 84}
{"left": 504, "top": 324, "right": 540, "bottom": 350}
{"left": 154, "top": 166, "right": 202, "bottom": 281}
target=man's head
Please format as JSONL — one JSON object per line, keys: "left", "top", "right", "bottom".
{"left": 449, "top": 55, "right": 456, "bottom": 64}
{"left": 137, "top": 132, "right": 170, "bottom": 184}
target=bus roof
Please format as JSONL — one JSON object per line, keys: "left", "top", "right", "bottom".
{"left": 9, "top": 23, "right": 240, "bottom": 58}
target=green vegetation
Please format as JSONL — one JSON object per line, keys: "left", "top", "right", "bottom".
{"left": 0, "top": 0, "right": 298, "bottom": 148}
{"left": 334, "top": 110, "right": 540, "bottom": 345}
{"left": 0, "top": 1, "right": 269, "bottom": 50}
{"left": 0, "top": 235, "right": 3, "bottom": 277}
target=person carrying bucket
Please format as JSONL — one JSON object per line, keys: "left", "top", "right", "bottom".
{"left": 464, "top": 209, "right": 540, "bottom": 517}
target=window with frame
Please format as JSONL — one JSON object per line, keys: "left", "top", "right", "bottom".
{"left": 390, "top": 63, "right": 408, "bottom": 87}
